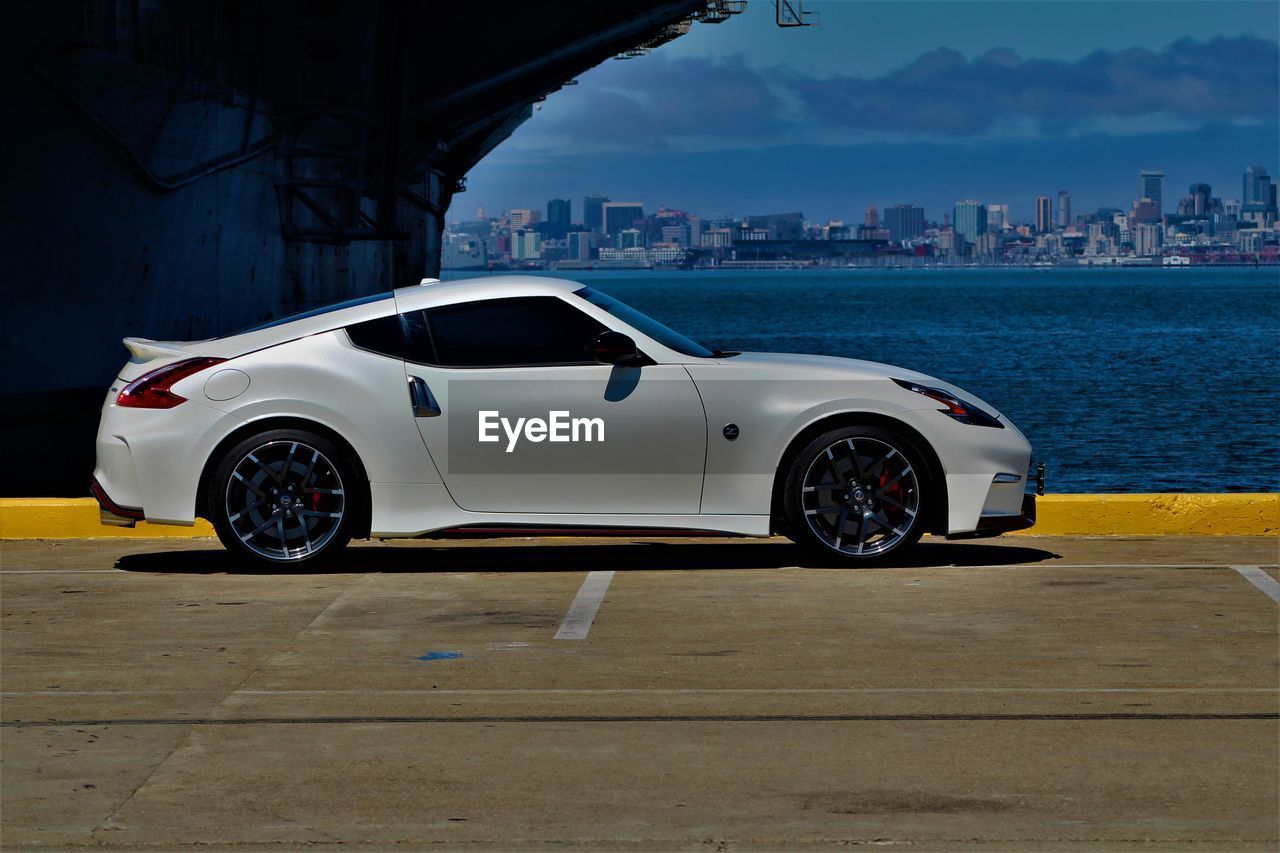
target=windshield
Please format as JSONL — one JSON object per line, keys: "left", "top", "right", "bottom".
{"left": 576, "top": 287, "right": 715, "bottom": 359}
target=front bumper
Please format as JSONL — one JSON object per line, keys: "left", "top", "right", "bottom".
{"left": 948, "top": 462, "right": 1045, "bottom": 540}
{"left": 947, "top": 493, "right": 1036, "bottom": 539}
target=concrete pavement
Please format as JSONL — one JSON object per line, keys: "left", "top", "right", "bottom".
{"left": 2, "top": 534, "right": 1278, "bottom": 850}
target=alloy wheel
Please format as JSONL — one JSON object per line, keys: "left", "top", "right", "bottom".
{"left": 224, "top": 440, "right": 346, "bottom": 561}
{"left": 800, "top": 436, "right": 920, "bottom": 556}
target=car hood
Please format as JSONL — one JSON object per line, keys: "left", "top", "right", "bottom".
{"left": 718, "top": 351, "right": 938, "bottom": 383}
{"left": 713, "top": 351, "right": 1008, "bottom": 422}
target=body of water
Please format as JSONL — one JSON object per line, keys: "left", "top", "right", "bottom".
{"left": 442, "top": 267, "right": 1279, "bottom": 492}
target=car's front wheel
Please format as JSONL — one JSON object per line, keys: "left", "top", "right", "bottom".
{"left": 782, "top": 425, "right": 927, "bottom": 563}
{"left": 209, "top": 429, "right": 358, "bottom": 566}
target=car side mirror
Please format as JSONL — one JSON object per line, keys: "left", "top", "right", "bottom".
{"left": 592, "top": 330, "right": 642, "bottom": 366}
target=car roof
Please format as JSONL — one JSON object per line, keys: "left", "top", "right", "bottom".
{"left": 392, "top": 275, "right": 583, "bottom": 313}
{"left": 186, "top": 276, "right": 587, "bottom": 359}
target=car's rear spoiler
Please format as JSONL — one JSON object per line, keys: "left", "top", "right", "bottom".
{"left": 123, "top": 337, "right": 195, "bottom": 362}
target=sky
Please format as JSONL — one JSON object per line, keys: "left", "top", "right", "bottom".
{"left": 453, "top": 0, "right": 1280, "bottom": 225}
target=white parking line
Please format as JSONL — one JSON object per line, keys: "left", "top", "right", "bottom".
{"left": 554, "top": 570, "right": 615, "bottom": 640}
{"left": 1232, "top": 566, "right": 1280, "bottom": 605}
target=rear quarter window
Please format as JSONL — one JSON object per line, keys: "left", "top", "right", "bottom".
{"left": 345, "top": 314, "right": 409, "bottom": 358}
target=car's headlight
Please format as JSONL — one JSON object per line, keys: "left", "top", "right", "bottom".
{"left": 893, "top": 378, "right": 1003, "bottom": 428}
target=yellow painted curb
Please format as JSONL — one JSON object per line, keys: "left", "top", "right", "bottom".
{"left": 1010, "top": 493, "right": 1279, "bottom": 537}
{"left": 0, "top": 494, "right": 1276, "bottom": 540}
{"left": 0, "top": 499, "right": 215, "bottom": 539}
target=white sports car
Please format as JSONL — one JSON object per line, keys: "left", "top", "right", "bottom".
{"left": 92, "top": 276, "right": 1040, "bottom": 565}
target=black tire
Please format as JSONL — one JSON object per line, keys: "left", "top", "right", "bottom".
{"left": 208, "top": 428, "right": 360, "bottom": 566}
{"left": 782, "top": 425, "right": 928, "bottom": 564}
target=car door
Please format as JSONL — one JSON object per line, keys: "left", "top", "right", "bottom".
{"left": 401, "top": 294, "right": 707, "bottom": 515}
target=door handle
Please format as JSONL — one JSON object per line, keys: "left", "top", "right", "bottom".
{"left": 407, "top": 376, "right": 441, "bottom": 417}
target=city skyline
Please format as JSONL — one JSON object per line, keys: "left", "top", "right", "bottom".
{"left": 444, "top": 162, "right": 1278, "bottom": 270}
{"left": 457, "top": 2, "right": 1278, "bottom": 223}
{"left": 454, "top": 160, "right": 1278, "bottom": 233}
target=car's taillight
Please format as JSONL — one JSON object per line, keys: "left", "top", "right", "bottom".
{"left": 116, "top": 357, "right": 225, "bottom": 409}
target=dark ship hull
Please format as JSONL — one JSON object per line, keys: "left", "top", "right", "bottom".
{"left": 2, "top": 0, "right": 712, "bottom": 495}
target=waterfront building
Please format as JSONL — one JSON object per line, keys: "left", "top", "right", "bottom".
{"left": 661, "top": 223, "right": 690, "bottom": 247}
{"left": 936, "top": 228, "right": 958, "bottom": 255}
{"left": 602, "top": 202, "right": 644, "bottom": 235}
{"left": 1134, "top": 223, "right": 1162, "bottom": 257}
{"left": 615, "top": 227, "right": 646, "bottom": 249}
{"left": 1057, "top": 191, "right": 1072, "bottom": 228}
{"left": 1035, "top": 232, "right": 1062, "bottom": 255}
{"left": 567, "top": 231, "right": 592, "bottom": 261}
{"left": 701, "top": 228, "right": 733, "bottom": 248}
{"left": 546, "top": 198, "right": 571, "bottom": 239}
{"left": 441, "top": 235, "right": 488, "bottom": 270}
{"left": 953, "top": 200, "right": 987, "bottom": 244}
{"left": 975, "top": 232, "right": 1002, "bottom": 259}
{"left": 1139, "top": 169, "right": 1165, "bottom": 213}
{"left": 884, "top": 204, "right": 925, "bottom": 243}
{"left": 747, "top": 212, "right": 805, "bottom": 240}
{"left": 1034, "top": 196, "right": 1054, "bottom": 233}
{"left": 509, "top": 229, "right": 542, "bottom": 261}
{"left": 597, "top": 247, "right": 683, "bottom": 264}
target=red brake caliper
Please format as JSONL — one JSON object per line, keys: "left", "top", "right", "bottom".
{"left": 879, "top": 466, "right": 904, "bottom": 522}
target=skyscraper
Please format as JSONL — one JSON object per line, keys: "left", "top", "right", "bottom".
{"left": 583, "top": 194, "right": 609, "bottom": 232}
{"left": 1134, "top": 224, "right": 1162, "bottom": 257}
{"left": 1139, "top": 170, "right": 1165, "bottom": 213}
{"left": 953, "top": 201, "right": 987, "bottom": 244}
{"left": 568, "top": 230, "right": 592, "bottom": 261}
{"left": 509, "top": 230, "right": 542, "bottom": 261}
{"left": 1035, "top": 196, "right": 1054, "bottom": 233}
{"left": 1057, "top": 191, "right": 1072, "bottom": 228}
{"left": 864, "top": 205, "right": 879, "bottom": 228}
{"left": 987, "top": 203, "right": 1009, "bottom": 232}
{"left": 1188, "top": 183, "right": 1212, "bottom": 217}
{"left": 546, "top": 198, "right": 571, "bottom": 239}
{"left": 884, "top": 204, "right": 925, "bottom": 243}
{"left": 1243, "top": 166, "right": 1272, "bottom": 205}
{"left": 602, "top": 202, "right": 644, "bottom": 235}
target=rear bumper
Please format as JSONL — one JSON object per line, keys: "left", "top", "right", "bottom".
{"left": 90, "top": 477, "right": 144, "bottom": 527}
{"left": 947, "top": 493, "right": 1036, "bottom": 540}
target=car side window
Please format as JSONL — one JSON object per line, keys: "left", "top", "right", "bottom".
{"left": 414, "top": 296, "right": 607, "bottom": 368}
{"left": 345, "top": 314, "right": 409, "bottom": 358}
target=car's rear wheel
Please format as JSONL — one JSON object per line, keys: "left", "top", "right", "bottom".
{"left": 782, "top": 425, "right": 927, "bottom": 563}
{"left": 209, "top": 429, "right": 357, "bottom": 565}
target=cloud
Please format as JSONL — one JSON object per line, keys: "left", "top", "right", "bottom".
{"left": 531, "top": 36, "right": 1278, "bottom": 150}
{"left": 540, "top": 54, "right": 792, "bottom": 151}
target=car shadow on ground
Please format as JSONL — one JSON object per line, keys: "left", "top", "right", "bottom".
{"left": 115, "top": 539, "right": 1061, "bottom": 575}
